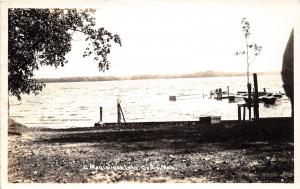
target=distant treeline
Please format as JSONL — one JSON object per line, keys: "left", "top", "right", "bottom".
{"left": 36, "top": 71, "right": 280, "bottom": 83}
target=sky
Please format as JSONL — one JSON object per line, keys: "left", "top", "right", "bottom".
{"left": 33, "top": 0, "right": 297, "bottom": 78}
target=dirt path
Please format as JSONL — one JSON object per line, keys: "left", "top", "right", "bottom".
{"left": 8, "top": 120, "right": 294, "bottom": 183}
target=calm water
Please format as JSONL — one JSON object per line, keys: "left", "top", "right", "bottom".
{"left": 9, "top": 74, "right": 291, "bottom": 128}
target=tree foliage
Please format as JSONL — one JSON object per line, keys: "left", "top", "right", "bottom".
{"left": 235, "top": 18, "right": 262, "bottom": 84}
{"left": 8, "top": 8, "right": 121, "bottom": 100}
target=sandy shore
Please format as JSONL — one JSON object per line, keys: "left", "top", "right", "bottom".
{"left": 8, "top": 119, "right": 294, "bottom": 183}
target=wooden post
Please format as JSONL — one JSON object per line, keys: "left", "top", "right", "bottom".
{"left": 249, "top": 106, "right": 251, "bottom": 121}
{"left": 99, "top": 107, "right": 103, "bottom": 122}
{"left": 217, "top": 88, "right": 222, "bottom": 100}
{"left": 247, "top": 83, "right": 252, "bottom": 121}
{"left": 227, "top": 86, "right": 229, "bottom": 97}
{"left": 117, "top": 97, "right": 126, "bottom": 124}
{"left": 117, "top": 97, "right": 121, "bottom": 124}
{"left": 253, "top": 73, "right": 259, "bottom": 120}
{"left": 120, "top": 105, "right": 126, "bottom": 123}
{"left": 117, "top": 104, "right": 121, "bottom": 123}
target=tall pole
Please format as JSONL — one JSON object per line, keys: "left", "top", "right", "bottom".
{"left": 247, "top": 83, "right": 251, "bottom": 121}
{"left": 253, "top": 73, "right": 259, "bottom": 120}
{"left": 246, "top": 35, "right": 249, "bottom": 84}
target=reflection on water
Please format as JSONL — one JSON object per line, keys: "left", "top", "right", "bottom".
{"left": 9, "top": 75, "right": 291, "bottom": 128}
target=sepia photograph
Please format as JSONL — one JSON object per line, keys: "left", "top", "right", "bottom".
{"left": 0, "top": 0, "right": 298, "bottom": 186}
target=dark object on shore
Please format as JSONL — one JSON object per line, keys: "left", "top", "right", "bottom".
{"left": 169, "top": 96, "right": 177, "bottom": 101}
{"left": 199, "top": 116, "right": 221, "bottom": 125}
{"left": 94, "top": 122, "right": 105, "bottom": 127}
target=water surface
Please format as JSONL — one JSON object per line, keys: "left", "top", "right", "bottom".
{"left": 9, "top": 74, "right": 291, "bottom": 128}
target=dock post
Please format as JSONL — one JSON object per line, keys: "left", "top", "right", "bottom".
{"left": 247, "top": 83, "right": 252, "bottom": 121}
{"left": 216, "top": 88, "right": 222, "bottom": 100}
{"left": 227, "top": 86, "right": 229, "bottom": 97}
{"left": 238, "top": 106, "right": 241, "bottom": 121}
{"left": 227, "top": 86, "right": 230, "bottom": 102}
{"left": 100, "top": 107, "right": 103, "bottom": 122}
{"left": 243, "top": 106, "right": 246, "bottom": 120}
{"left": 253, "top": 73, "right": 259, "bottom": 120}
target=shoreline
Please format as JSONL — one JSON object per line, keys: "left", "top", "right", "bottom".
{"left": 16, "top": 117, "right": 292, "bottom": 132}
{"left": 35, "top": 72, "right": 281, "bottom": 84}
{"left": 8, "top": 118, "right": 294, "bottom": 183}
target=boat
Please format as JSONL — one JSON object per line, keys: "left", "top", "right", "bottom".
{"left": 273, "top": 94, "right": 283, "bottom": 98}
{"left": 262, "top": 97, "right": 276, "bottom": 105}
{"left": 213, "top": 88, "right": 282, "bottom": 105}
{"left": 243, "top": 96, "right": 277, "bottom": 105}
{"left": 228, "top": 96, "right": 235, "bottom": 102}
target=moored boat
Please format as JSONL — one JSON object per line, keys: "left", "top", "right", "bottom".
{"left": 262, "top": 97, "right": 276, "bottom": 105}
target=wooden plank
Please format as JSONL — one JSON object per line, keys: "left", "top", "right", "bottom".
{"left": 120, "top": 105, "right": 126, "bottom": 123}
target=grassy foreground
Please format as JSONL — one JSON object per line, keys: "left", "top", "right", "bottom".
{"left": 8, "top": 118, "right": 294, "bottom": 183}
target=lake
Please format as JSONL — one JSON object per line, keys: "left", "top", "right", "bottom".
{"left": 9, "top": 74, "right": 291, "bottom": 128}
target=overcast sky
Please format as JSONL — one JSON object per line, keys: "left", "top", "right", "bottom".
{"left": 34, "top": 0, "right": 297, "bottom": 78}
